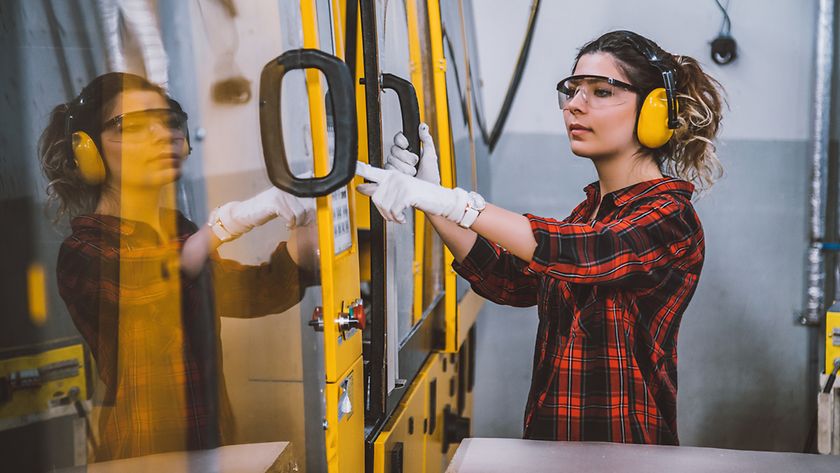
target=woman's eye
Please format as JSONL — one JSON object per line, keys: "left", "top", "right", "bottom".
{"left": 594, "top": 88, "right": 613, "bottom": 98}
{"left": 121, "top": 123, "right": 145, "bottom": 133}
{"left": 165, "top": 117, "right": 182, "bottom": 129}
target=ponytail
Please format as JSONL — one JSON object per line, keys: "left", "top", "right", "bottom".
{"left": 664, "top": 55, "right": 725, "bottom": 193}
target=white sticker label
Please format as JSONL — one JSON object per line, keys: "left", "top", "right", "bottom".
{"left": 331, "top": 186, "right": 352, "bottom": 255}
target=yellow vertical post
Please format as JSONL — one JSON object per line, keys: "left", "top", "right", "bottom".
{"left": 406, "top": 0, "right": 427, "bottom": 326}
{"left": 301, "top": 1, "right": 363, "bottom": 471}
{"left": 426, "top": 0, "right": 459, "bottom": 352}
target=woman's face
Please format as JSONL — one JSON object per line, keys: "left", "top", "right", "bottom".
{"left": 562, "top": 52, "right": 639, "bottom": 160}
{"left": 99, "top": 89, "right": 188, "bottom": 190}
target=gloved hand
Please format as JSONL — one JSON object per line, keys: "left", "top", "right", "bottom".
{"left": 385, "top": 123, "right": 441, "bottom": 185}
{"left": 356, "top": 161, "right": 467, "bottom": 224}
{"left": 208, "top": 187, "right": 316, "bottom": 242}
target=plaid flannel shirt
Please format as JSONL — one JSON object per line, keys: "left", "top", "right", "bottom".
{"left": 453, "top": 178, "right": 704, "bottom": 444}
{"left": 57, "top": 210, "right": 308, "bottom": 461}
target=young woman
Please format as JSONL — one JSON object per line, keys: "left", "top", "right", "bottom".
{"left": 39, "top": 72, "right": 316, "bottom": 461}
{"left": 357, "top": 30, "right": 723, "bottom": 444}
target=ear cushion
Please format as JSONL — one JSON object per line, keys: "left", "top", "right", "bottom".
{"left": 637, "top": 87, "right": 674, "bottom": 149}
{"left": 72, "top": 131, "right": 106, "bottom": 184}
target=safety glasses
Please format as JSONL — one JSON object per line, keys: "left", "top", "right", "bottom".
{"left": 101, "top": 108, "right": 189, "bottom": 143}
{"left": 556, "top": 75, "right": 639, "bottom": 110}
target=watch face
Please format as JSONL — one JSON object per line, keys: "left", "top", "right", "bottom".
{"left": 470, "top": 192, "right": 486, "bottom": 210}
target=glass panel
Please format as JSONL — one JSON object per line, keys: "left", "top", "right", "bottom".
{"left": 0, "top": 1, "right": 329, "bottom": 471}
{"left": 377, "top": 0, "right": 417, "bottom": 348}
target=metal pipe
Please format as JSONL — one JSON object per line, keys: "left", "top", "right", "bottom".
{"left": 803, "top": 0, "right": 835, "bottom": 326}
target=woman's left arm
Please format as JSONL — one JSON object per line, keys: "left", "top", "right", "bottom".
{"left": 518, "top": 198, "right": 703, "bottom": 287}
{"left": 468, "top": 204, "right": 538, "bottom": 263}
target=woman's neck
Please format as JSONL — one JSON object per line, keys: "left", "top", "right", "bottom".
{"left": 96, "top": 184, "right": 174, "bottom": 238}
{"left": 593, "top": 150, "right": 664, "bottom": 197}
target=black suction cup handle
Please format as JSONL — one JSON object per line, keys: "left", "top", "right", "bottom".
{"left": 260, "top": 48, "right": 358, "bottom": 197}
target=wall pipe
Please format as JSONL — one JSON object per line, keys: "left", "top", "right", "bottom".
{"left": 803, "top": 0, "right": 835, "bottom": 326}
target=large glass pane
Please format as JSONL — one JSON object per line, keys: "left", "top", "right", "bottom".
{"left": 376, "top": 0, "right": 417, "bottom": 351}
{"left": 0, "top": 0, "right": 330, "bottom": 471}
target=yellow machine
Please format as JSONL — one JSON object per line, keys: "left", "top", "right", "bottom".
{"left": 818, "top": 304, "right": 840, "bottom": 454}
{"left": 1, "top": 0, "right": 489, "bottom": 471}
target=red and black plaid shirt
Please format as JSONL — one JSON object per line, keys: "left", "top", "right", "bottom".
{"left": 57, "top": 210, "right": 308, "bottom": 461}
{"left": 453, "top": 177, "right": 704, "bottom": 445}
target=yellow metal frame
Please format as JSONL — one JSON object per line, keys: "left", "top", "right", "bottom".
{"left": 373, "top": 353, "right": 433, "bottom": 473}
{"left": 302, "top": 1, "right": 364, "bottom": 471}
{"left": 406, "top": 0, "right": 427, "bottom": 326}
{"left": 425, "top": 0, "right": 460, "bottom": 353}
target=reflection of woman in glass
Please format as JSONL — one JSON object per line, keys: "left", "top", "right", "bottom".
{"left": 360, "top": 31, "right": 723, "bottom": 445}
{"left": 39, "top": 72, "right": 316, "bottom": 461}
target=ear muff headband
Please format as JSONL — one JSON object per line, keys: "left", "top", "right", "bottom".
{"left": 620, "top": 32, "right": 679, "bottom": 148}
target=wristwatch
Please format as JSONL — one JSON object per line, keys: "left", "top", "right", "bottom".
{"left": 208, "top": 208, "right": 236, "bottom": 243}
{"left": 459, "top": 191, "right": 486, "bottom": 229}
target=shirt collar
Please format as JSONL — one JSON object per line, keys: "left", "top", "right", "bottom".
{"left": 70, "top": 209, "right": 195, "bottom": 240}
{"left": 583, "top": 177, "right": 695, "bottom": 208}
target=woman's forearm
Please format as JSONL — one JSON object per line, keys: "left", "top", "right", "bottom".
{"left": 426, "top": 213, "right": 478, "bottom": 263}
{"left": 461, "top": 204, "right": 537, "bottom": 263}
{"left": 181, "top": 225, "right": 222, "bottom": 279}
{"left": 426, "top": 203, "right": 537, "bottom": 264}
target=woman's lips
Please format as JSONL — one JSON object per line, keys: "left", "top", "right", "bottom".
{"left": 568, "top": 125, "right": 592, "bottom": 137}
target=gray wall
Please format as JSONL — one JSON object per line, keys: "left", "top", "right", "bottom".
{"left": 468, "top": 0, "right": 820, "bottom": 452}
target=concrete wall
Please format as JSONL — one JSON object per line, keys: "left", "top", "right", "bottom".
{"left": 469, "top": 0, "right": 820, "bottom": 451}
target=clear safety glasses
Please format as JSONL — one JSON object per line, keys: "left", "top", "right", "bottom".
{"left": 101, "top": 108, "right": 189, "bottom": 143}
{"left": 556, "top": 75, "right": 639, "bottom": 110}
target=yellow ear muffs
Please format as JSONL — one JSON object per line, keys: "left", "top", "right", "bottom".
{"left": 636, "top": 87, "right": 675, "bottom": 149}
{"left": 71, "top": 131, "right": 106, "bottom": 184}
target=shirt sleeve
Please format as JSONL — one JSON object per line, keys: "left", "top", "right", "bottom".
{"left": 525, "top": 197, "right": 703, "bottom": 288}
{"left": 452, "top": 235, "right": 539, "bottom": 307}
{"left": 209, "top": 241, "right": 316, "bottom": 318}
{"left": 56, "top": 234, "right": 120, "bottom": 394}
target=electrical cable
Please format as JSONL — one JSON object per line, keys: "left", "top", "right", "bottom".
{"left": 714, "top": 0, "right": 731, "bottom": 36}
{"left": 442, "top": 0, "right": 541, "bottom": 153}
{"left": 711, "top": 0, "right": 737, "bottom": 65}
{"left": 823, "top": 358, "right": 840, "bottom": 394}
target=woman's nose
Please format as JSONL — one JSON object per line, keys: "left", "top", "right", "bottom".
{"left": 565, "top": 91, "right": 586, "bottom": 113}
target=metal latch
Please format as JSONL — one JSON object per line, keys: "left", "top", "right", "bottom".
{"left": 338, "top": 374, "right": 353, "bottom": 421}
{"left": 832, "top": 327, "right": 840, "bottom": 346}
{"left": 308, "top": 306, "right": 324, "bottom": 332}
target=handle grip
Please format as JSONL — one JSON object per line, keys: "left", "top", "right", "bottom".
{"left": 260, "top": 48, "right": 357, "bottom": 197}
{"left": 381, "top": 73, "right": 420, "bottom": 157}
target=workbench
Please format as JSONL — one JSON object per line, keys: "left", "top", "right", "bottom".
{"left": 56, "top": 441, "right": 297, "bottom": 473}
{"left": 446, "top": 438, "right": 840, "bottom": 472}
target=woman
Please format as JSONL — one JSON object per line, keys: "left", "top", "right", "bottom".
{"left": 357, "top": 30, "right": 723, "bottom": 444}
{"left": 39, "top": 72, "right": 316, "bottom": 460}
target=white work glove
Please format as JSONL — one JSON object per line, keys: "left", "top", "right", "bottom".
{"left": 208, "top": 187, "right": 316, "bottom": 242}
{"left": 356, "top": 161, "right": 467, "bottom": 224}
{"left": 385, "top": 123, "right": 441, "bottom": 185}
